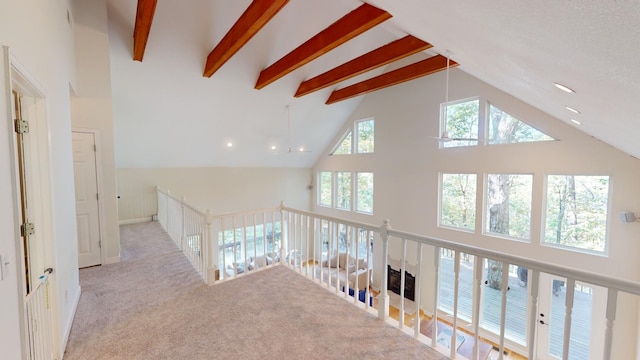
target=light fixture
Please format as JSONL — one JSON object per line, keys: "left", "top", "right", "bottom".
{"left": 299, "top": 147, "right": 304, "bottom": 152}
{"left": 226, "top": 142, "right": 233, "bottom": 147}
{"left": 565, "top": 106, "right": 580, "bottom": 114}
{"left": 554, "top": 83, "right": 575, "bottom": 93}
{"left": 570, "top": 119, "right": 581, "bottom": 125}
{"left": 271, "top": 145, "right": 276, "bottom": 150}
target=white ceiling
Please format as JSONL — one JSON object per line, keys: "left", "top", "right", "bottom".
{"left": 106, "top": 0, "right": 640, "bottom": 168}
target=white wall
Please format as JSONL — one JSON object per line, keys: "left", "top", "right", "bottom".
{"left": 117, "top": 167, "right": 312, "bottom": 221}
{"left": 0, "top": 0, "right": 80, "bottom": 358}
{"left": 311, "top": 68, "right": 640, "bottom": 358}
{"left": 70, "top": 0, "right": 120, "bottom": 264}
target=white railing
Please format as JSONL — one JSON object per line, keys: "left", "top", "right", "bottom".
{"left": 153, "top": 192, "right": 640, "bottom": 359}
{"left": 279, "top": 206, "right": 378, "bottom": 311}
{"left": 156, "top": 188, "right": 209, "bottom": 282}
{"left": 24, "top": 269, "right": 54, "bottom": 360}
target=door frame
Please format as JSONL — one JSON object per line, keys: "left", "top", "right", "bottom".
{"left": 3, "top": 46, "right": 59, "bottom": 359}
{"left": 72, "top": 128, "right": 107, "bottom": 266}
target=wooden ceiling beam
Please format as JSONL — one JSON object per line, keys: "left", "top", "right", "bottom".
{"left": 133, "top": 0, "right": 158, "bottom": 61}
{"left": 203, "top": 0, "right": 289, "bottom": 78}
{"left": 255, "top": 3, "right": 391, "bottom": 89}
{"left": 326, "top": 55, "right": 458, "bottom": 104}
{"left": 295, "top": 35, "right": 432, "bottom": 97}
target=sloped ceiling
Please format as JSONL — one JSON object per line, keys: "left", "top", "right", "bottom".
{"left": 107, "top": 0, "right": 640, "bottom": 169}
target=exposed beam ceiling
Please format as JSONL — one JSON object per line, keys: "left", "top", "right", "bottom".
{"left": 326, "top": 55, "right": 457, "bottom": 104}
{"left": 132, "top": 0, "right": 157, "bottom": 61}
{"left": 203, "top": 0, "right": 289, "bottom": 78}
{"left": 294, "top": 35, "right": 432, "bottom": 97}
{"left": 254, "top": 3, "right": 392, "bottom": 90}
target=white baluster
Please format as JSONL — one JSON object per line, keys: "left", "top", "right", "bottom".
{"left": 603, "top": 289, "right": 617, "bottom": 360}
{"left": 498, "top": 261, "right": 509, "bottom": 360}
{"left": 451, "top": 251, "right": 460, "bottom": 360}
{"left": 378, "top": 219, "right": 391, "bottom": 320}
{"left": 414, "top": 243, "right": 423, "bottom": 338}
{"left": 205, "top": 209, "right": 213, "bottom": 284}
{"left": 400, "top": 238, "right": 407, "bottom": 329}
{"left": 432, "top": 247, "right": 440, "bottom": 348}
{"left": 527, "top": 269, "right": 539, "bottom": 360}
{"left": 562, "top": 278, "right": 576, "bottom": 360}
{"left": 472, "top": 256, "right": 484, "bottom": 360}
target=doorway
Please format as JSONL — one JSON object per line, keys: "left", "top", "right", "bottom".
{"left": 536, "top": 273, "right": 605, "bottom": 359}
{"left": 72, "top": 130, "right": 103, "bottom": 268}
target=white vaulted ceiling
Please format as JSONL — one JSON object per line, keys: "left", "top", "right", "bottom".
{"left": 106, "top": 0, "right": 640, "bottom": 168}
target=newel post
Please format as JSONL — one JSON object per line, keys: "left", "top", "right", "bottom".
{"left": 378, "top": 219, "right": 391, "bottom": 320}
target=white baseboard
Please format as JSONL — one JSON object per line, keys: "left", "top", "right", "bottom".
{"left": 118, "top": 217, "right": 152, "bottom": 225}
{"left": 60, "top": 285, "right": 81, "bottom": 359}
{"left": 104, "top": 255, "right": 120, "bottom": 265}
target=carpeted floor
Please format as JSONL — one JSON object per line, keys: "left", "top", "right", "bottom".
{"left": 63, "top": 222, "right": 447, "bottom": 360}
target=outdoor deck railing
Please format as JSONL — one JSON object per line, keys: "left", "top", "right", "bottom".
{"left": 156, "top": 190, "right": 640, "bottom": 359}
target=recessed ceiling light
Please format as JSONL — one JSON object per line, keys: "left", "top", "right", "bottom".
{"left": 299, "top": 147, "right": 305, "bottom": 152}
{"left": 565, "top": 106, "right": 580, "bottom": 114}
{"left": 571, "top": 119, "right": 582, "bottom": 125}
{"left": 226, "top": 142, "right": 233, "bottom": 147}
{"left": 271, "top": 145, "right": 276, "bottom": 150}
{"left": 554, "top": 83, "right": 575, "bottom": 93}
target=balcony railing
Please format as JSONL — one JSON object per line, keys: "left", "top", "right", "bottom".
{"left": 156, "top": 188, "right": 640, "bottom": 359}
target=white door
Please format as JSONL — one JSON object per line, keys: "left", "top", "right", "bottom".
{"left": 536, "top": 274, "right": 602, "bottom": 360}
{"left": 72, "top": 131, "right": 102, "bottom": 268}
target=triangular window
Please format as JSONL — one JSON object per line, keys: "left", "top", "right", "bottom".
{"left": 332, "top": 130, "right": 352, "bottom": 155}
{"left": 488, "top": 104, "right": 554, "bottom": 144}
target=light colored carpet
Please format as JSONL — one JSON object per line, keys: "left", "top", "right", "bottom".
{"left": 64, "top": 221, "right": 447, "bottom": 360}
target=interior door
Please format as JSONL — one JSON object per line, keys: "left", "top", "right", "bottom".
{"left": 536, "top": 274, "right": 599, "bottom": 360}
{"left": 72, "top": 131, "right": 102, "bottom": 268}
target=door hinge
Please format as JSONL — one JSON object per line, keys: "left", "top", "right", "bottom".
{"left": 96, "top": 193, "right": 99, "bottom": 201}
{"left": 14, "top": 119, "right": 29, "bottom": 134}
{"left": 21, "top": 222, "right": 35, "bottom": 237}
{"left": 93, "top": 144, "right": 97, "bottom": 152}
{"left": 98, "top": 240, "right": 101, "bottom": 248}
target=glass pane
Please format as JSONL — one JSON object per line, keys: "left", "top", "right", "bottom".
{"left": 356, "top": 119, "right": 374, "bottom": 153}
{"left": 442, "top": 98, "right": 479, "bottom": 148}
{"left": 356, "top": 172, "right": 373, "bottom": 214}
{"left": 486, "top": 174, "right": 533, "bottom": 240}
{"left": 336, "top": 172, "right": 351, "bottom": 210}
{"left": 544, "top": 175, "right": 609, "bottom": 252}
{"left": 440, "top": 173, "right": 476, "bottom": 231}
{"left": 488, "top": 104, "right": 554, "bottom": 144}
{"left": 319, "top": 171, "right": 332, "bottom": 206}
{"left": 333, "top": 131, "right": 352, "bottom": 155}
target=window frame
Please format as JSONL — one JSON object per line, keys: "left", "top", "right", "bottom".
{"left": 355, "top": 118, "right": 374, "bottom": 154}
{"left": 541, "top": 174, "right": 611, "bottom": 255}
{"left": 438, "top": 172, "right": 478, "bottom": 233}
{"left": 355, "top": 172, "right": 374, "bottom": 215}
{"left": 483, "top": 173, "right": 534, "bottom": 243}
{"left": 334, "top": 171, "right": 353, "bottom": 211}
{"left": 317, "top": 171, "right": 333, "bottom": 208}
{"left": 440, "top": 96, "right": 480, "bottom": 149}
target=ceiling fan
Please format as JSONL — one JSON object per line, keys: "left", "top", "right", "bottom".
{"left": 431, "top": 53, "right": 478, "bottom": 142}
{"left": 284, "top": 105, "right": 311, "bottom": 154}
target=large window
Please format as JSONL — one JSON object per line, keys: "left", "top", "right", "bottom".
{"left": 331, "top": 118, "right": 374, "bottom": 155}
{"left": 486, "top": 174, "right": 533, "bottom": 240}
{"left": 544, "top": 175, "right": 609, "bottom": 253}
{"left": 356, "top": 172, "right": 373, "bottom": 214}
{"left": 440, "top": 173, "right": 477, "bottom": 231}
{"left": 356, "top": 119, "right": 374, "bottom": 153}
{"left": 488, "top": 104, "right": 554, "bottom": 144}
{"left": 318, "top": 171, "right": 332, "bottom": 207}
{"left": 441, "top": 98, "right": 479, "bottom": 148}
{"left": 335, "top": 172, "right": 352, "bottom": 210}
